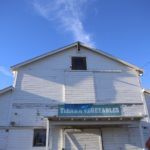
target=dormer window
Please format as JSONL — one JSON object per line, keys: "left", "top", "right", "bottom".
{"left": 71, "top": 57, "right": 87, "bottom": 70}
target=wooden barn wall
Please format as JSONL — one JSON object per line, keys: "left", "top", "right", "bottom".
{"left": 0, "top": 92, "right": 12, "bottom": 126}
{"left": 102, "top": 127, "right": 142, "bottom": 150}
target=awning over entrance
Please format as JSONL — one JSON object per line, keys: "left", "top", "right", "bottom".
{"left": 46, "top": 116, "right": 143, "bottom": 126}
{"left": 47, "top": 116, "right": 142, "bottom": 121}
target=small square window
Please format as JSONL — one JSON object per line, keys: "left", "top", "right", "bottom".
{"left": 71, "top": 57, "right": 87, "bottom": 70}
{"left": 33, "top": 129, "right": 46, "bottom": 147}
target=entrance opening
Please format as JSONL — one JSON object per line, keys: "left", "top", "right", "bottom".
{"left": 64, "top": 129, "right": 102, "bottom": 150}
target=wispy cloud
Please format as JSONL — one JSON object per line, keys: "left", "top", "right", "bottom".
{"left": 32, "top": 0, "right": 94, "bottom": 46}
{"left": 0, "top": 66, "right": 12, "bottom": 77}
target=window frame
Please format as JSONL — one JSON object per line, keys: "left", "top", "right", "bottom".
{"left": 33, "top": 129, "right": 46, "bottom": 147}
{"left": 71, "top": 56, "right": 87, "bottom": 70}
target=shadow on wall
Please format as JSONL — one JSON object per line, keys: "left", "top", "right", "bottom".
{"left": 13, "top": 68, "right": 142, "bottom": 104}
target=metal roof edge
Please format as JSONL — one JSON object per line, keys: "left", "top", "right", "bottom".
{"left": 0, "top": 86, "right": 14, "bottom": 95}
{"left": 143, "top": 89, "right": 150, "bottom": 94}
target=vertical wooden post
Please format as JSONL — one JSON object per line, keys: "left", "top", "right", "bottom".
{"left": 46, "top": 118, "right": 49, "bottom": 150}
{"left": 139, "top": 122, "right": 146, "bottom": 150}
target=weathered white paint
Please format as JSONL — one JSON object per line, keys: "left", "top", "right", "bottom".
{"left": 0, "top": 92, "right": 12, "bottom": 126}
{"left": 7, "top": 129, "right": 33, "bottom": 150}
{"left": 13, "top": 47, "right": 143, "bottom": 105}
{"left": 142, "top": 125, "right": 150, "bottom": 150}
{"left": 64, "top": 129, "right": 102, "bottom": 150}
{"left": 94, "top": 70, "right": 142, "bottom": 103}
{"left": 51, "top": 127, "right": 62, "bottom": 150}
{"left": 7, "top": 129, "right": 47, "bottom": 150}
{"left": 102, "top": 127, "right": 143, "bottom": 150}
{"left": 144, "top": 93, "right": 150, "bottom": 117}
{"left": 142, "top": 92, "right": 150, "bottom": 150}
{"left": 45, "top": 119, "right": 49, "bottom": 150}
{"left": 0, "top": 130, "right": 8, "bottom": 150}
{"left": 65, "top": 71, "right": 96, "bottom": 103}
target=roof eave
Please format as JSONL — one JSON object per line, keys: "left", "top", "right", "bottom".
{"left": 0, "top": 86, "right": 14, "bottom": 95}
{"left": 143, "top": 89, "right": 150, "bottom": 94}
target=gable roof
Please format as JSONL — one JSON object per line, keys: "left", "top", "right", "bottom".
{"left": 11, "top": 41, "right": 143, "bottom": 73}
{"left": 0, "top": 86, "right": 13, "bottom": 95}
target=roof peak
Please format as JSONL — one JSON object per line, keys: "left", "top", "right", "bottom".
{"left": 11, "top": 41, "right": 143, "bottom": 73}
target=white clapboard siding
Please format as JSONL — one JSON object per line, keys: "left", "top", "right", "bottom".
{"left": 7, "top": 129, "right": 33, "bottom": 150}
{"left": 65, "top": 71, "right": 96, "bottom": 103}
{"left": 12, "top": 46, "right": 143, "bottom": 105}
{"left": 14, "top": 70, "right": 64, "bottom": 104}
{"left": 10, "top": 108, "right": 41, "bottom": 126}
{"left": 102, "top": 127, "right": 142, "bottom": 150}
{"left": 13, "top": 46, "right": 133, "bottom": 103}
{"left": 65, "top": 129, "right": 102, "bottom": 150}
{"left": 122, "top": 104, "right": 145, "bottom": 116}
{"left": 7, "top": 129, "right": 46, "bottom": 150}
{"left": 81, "top": 47, "right": 129, "bottom": 70}
{"left": 0, "top": 130, "right": 8, "bottom": 150}
{"left": 143, "top": 92, "right": 150, "bottom": 148}
{"left": 95, "top": 71, "right": 142, "bottom": 103}
{"left": 10, "top": 107, "right": 58, "bottom": 126}
{"left": 142, "top": 126, "right": 150, "bottom": 149}
{"left": 145, "top": 93, "right": 150, "bottom": 116}
{"left": 0, "top": 92, "right": 12, "bottom": 126}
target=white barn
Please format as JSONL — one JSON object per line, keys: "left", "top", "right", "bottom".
{"left": 0, "top": 42, "right": 149, "bottom": 150}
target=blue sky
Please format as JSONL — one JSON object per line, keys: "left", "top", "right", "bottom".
{"left": 0, "top": 0, "right": 150, "bottom": 89}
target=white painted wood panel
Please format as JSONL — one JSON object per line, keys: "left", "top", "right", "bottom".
{"left": 95, "top": 71, "right": 142, "bottom": 103}
{"left": 7, "top": 129, "right": 46, "bottom": 150}
{"left": 0, "top": 92, "right": 12, "bottom": 126}
{"left": 7, "top": 129, "right": 33, "bottom": 150}
{"left": 143, "top": 93, "right": 150, "bottom": 149}
{"left": 14, "top": 70, "right": 64, "bottom": 104}
{"left": 102, "top": 127, "right": 142, "bottom": 150}
{"left": 0, "top": 130, "right": 8, "bottom": 150}
{"left": 65, "top": 71, "right": 96, "bottom": 103}
{"left": 145, "top": 93, "right": 150, "bottom": 116}
{"left": 142, "top": 125, "right": 150, "bottom": 150}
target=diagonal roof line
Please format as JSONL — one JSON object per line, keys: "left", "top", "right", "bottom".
{"left": 11, "top": 42, "right": 78, "bottom": 70}
{"left": 144, "top": 89, "right": 150, "bottom": 94}
{"left": 0, "top": 86, "right": 14, "bottom": 95}
{"left": 11, "top": 41, "right": 143, "bottom": 73}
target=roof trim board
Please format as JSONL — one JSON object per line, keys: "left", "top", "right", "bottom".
{"left": 0, "top": 86, "right": 13, "bottom": 95}
{"left": 144, "top": 89, "right": 150, "bottom": 94}
{"left": 11, "top": 42, "right": 143, "bottom": 73}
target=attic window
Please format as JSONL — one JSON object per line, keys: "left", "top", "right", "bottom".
{"left": 71, "top": 57, "right": 87, "bottom": 70}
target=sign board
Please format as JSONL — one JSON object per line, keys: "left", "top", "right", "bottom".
{"left": 58, "top": 104, "right": 121, "bottom": 117}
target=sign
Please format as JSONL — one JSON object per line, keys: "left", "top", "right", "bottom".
{"left": 58, "top": 104, "right": 121, "bottom": 117}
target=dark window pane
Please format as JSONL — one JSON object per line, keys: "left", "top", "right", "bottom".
{"left": 33, "top": 129, "right": 46, "bottom": 147}
{"left": 72, "top": 57, "right": 87, "bottom": 70}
